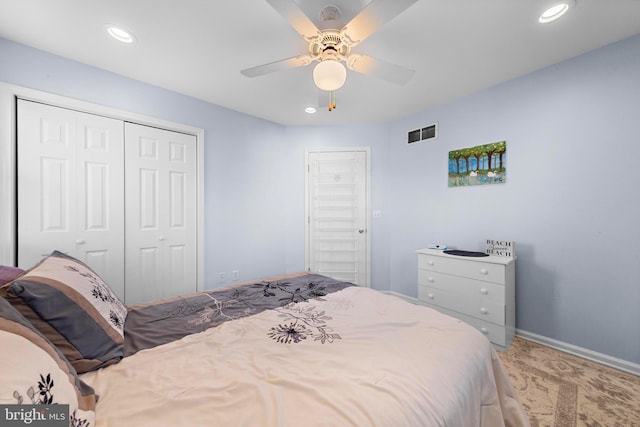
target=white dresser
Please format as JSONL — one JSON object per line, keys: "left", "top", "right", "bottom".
{"left": 416, "top": 248, "right": 516, "bottom": 351}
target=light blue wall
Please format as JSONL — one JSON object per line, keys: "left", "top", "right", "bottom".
{"left": 0, "top": 37, "right": 289, "bottom": 288}
{"left": 1, "top": 34, "right": 639, "bottom": 365}
{"left": 388, "top": 34, "right": 640, "bottom": 364}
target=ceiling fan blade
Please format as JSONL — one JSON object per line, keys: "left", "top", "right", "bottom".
{"left": 347, "top": 54, "right": 415, "bottom": 86}
{"left": 342, "top": 0, "right": 418, "bottom": 46}
{"left": 241, "top": 55, "right": 312, "bottom": 78}
{"left": 265, "top": 0, "right": 320, "bottom": 39}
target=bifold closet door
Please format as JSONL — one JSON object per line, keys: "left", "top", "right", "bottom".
{"left": 17, "top": 100, "right": 125, "bottom": 298}
{"left": 124, "top": 123, "right": 197, "bottom": 305}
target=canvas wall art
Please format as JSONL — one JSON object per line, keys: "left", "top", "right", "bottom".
{"left": 448, "top": 141, "right": 506, "bottom": 187}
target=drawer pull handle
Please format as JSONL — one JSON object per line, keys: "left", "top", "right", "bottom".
{"left": 427, "top": 293, "right": 435, "bottom": 299}
{"left": 480, "top": 327, "right": 488, "bottom": 334}
{"left": 427, "top": 260, "right": 435, "bottom": 266}
{"left": 480, "top": 288, "right": 488, "bottom": 295}
{"left": 428, "top": 277, "right": 435, "bottom": 283}
{"left": 480, "top": 268, "right": 488, "bottom": 275}
{"left": 75, "top": 239, "right": 85, "bottom": 244}
{"left": 480, "top": 307, "right": 488, "bottom": 315}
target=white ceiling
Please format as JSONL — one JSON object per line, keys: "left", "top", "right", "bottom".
{"left": 1, "top": 0, "right": 639, "bottom": 126}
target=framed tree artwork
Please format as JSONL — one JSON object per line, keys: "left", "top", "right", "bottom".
{"left": 448, "top": 141, "right": 506, "bottom": 187}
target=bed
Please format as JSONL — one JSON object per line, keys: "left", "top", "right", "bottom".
{"left": 1, "top": 251, "right": 529, "bottom": 427}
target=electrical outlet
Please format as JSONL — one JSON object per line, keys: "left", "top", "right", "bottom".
{"left": 232, "top": 270, "right": 239, "bottom": 281}
{"left": 218, "top": 272, "right": 225, "bottom": 282}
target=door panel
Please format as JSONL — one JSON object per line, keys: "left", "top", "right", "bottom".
{"left": 18, "top": 100, "right": 125, "bottom": 298}
{"left": 76, "top": 111, "right": 125, "bottom": 298}
{"left": 18, "top": 101, "right": 77, "bottom": 265}
{"left": 139, "top": 168, "right": 158, "bottom": 229}
{"left": 307, "top": 150, "right": 368, "bottom": 286}
{"left": 125, "top": 123, "right": 197, "bottom": 305}
{"left": 169, "top": 171, "right": 186, "bottom": 227}
{"left": 40, "top": 157, "right": 71, "bottom": 232}
{"left": 84, "top": 162, "right": 108, "bottom": 229}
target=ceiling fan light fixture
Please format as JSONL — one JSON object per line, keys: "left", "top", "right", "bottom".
{"left": 539, "top": 0, "right": 575, "bottom": 23}
{"left": 313, "top": 60, "right": 347, "bottom": 91}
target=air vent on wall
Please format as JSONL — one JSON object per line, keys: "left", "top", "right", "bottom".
{"left": 408, "top": 123, "right": 438, "bottom": 144}
{"left": 408, "top": 129, "right": 421, "bottom": 143}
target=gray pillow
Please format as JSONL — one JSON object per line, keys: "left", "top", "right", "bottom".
{"left": 4, "top": 251, "right": 127, "bottom": 373}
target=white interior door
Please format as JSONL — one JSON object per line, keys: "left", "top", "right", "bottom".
{"left": 75, "top": 111, "right": 125, "bottom": 297}
{"left": 18, "top": 100, "right": 77, "bottom": 265}
{"left": 124, "top": 123, "right": 197, "bottom": 305}
{"left": 17, "top": 100, "right": 125, "bottom": 298}
{"left": 306, "top": 149, "right": 369, "bottom": 286}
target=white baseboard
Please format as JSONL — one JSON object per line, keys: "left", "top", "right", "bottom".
{"left": 381, "top": 291, "right": 640, "bottom": 377}
{"left": 516, "top": 329, "right": 640, "bottom": 377}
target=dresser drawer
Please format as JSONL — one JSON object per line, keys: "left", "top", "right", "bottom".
{"left": 422, "top": 303, "right": 507, "bottom": 348}
{"left": 418, "top": 270, "right": 505, "bottom": 305}
{"left": 418, "top": 284, "right": 505, "bottom": 325}
{"left": 418, "top": 254, "right": 505, "bottom": 284}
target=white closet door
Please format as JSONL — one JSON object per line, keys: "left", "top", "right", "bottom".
{"left": 124, "top": 123, "right": 197, "bottom": 305}
{"left": 17, "top": 100, "right": 125, "bottom": 298}
{"left": 18, "top": 101, "right": 77, "bottom": 265}
{"left": 307, "top": 150, "right": 369, "bottom": 286}
{"left": 75, "top": 111, "right": 125, "bottom": 298}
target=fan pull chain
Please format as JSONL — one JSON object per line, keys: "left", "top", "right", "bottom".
{"left": 328, "top": 91, "right": 337, "bottom": 111}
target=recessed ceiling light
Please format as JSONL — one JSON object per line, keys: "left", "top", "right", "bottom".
{"left": 105, "top": 25, "right": 136, "bottom": 43}
{"left": 539, "top": 1, "right": 575, "bottom": 23}
{"left": 305, "top": 107, "right": 317, "bottom": 114}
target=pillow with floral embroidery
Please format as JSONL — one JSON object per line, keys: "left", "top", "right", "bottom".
{"left": 3, "top": 251, "right": 127, "bottom": 373}
{"left": 0, "top": 295, "right": 96, "bottom": 426}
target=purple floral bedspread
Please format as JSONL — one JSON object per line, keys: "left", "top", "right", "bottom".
{"left": 123, "top": 274, "right": 353, "bottom": 356}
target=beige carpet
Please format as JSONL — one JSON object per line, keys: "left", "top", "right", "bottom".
{"left": 498, "top": 337, "right": 640, "bottom": 427}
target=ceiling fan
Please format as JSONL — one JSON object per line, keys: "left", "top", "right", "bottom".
{"left": 241, "top": 0, "right": 418, "bottom": 111}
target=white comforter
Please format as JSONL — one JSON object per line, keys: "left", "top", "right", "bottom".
{"left": 80, "top": 286, "right": 529, "bottom": 427}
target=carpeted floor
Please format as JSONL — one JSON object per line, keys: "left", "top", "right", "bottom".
{"left": 498, "top": 337, "right": 640, "bottom": 427}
